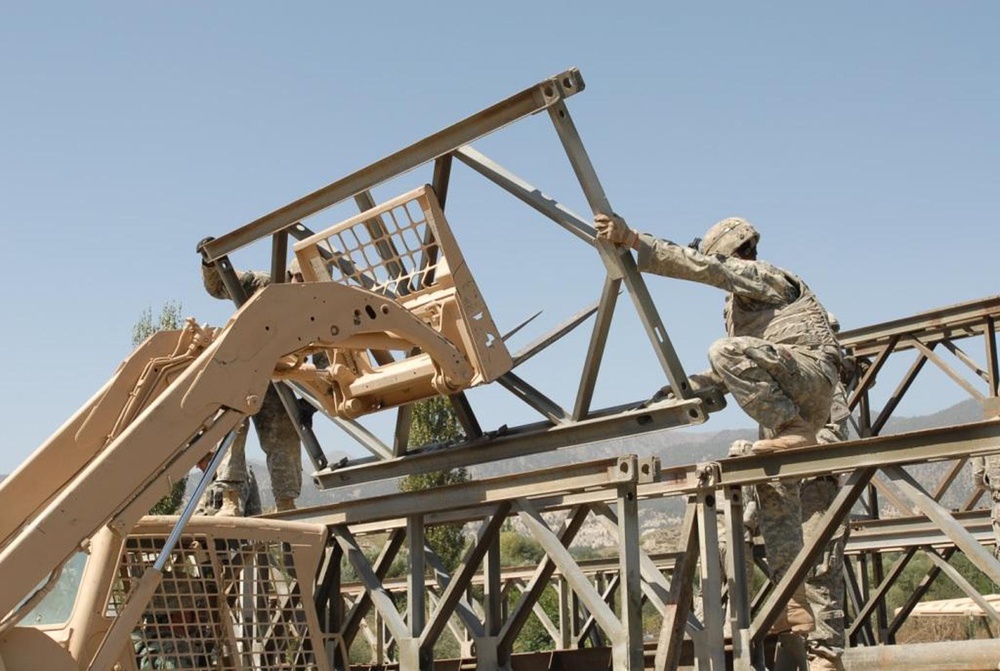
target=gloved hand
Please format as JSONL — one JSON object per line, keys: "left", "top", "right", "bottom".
{"left": 594, "top": 214, "right": 639, "bottom": 248}
{"left": 196, "top": 236, "right": 216, "bottom": 266}
{"left": 297, "top": 397, "right": 318, "bottom": 430}
{"left": 648, "top": 372, "right": 718, "bottom": 403}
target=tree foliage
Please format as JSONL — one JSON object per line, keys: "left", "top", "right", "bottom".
{"left": 132, "top": 301, "right": 184, "bottom": 348}
{"left": 133, "top": 301, "right": 188, "bottom": 515}
{"left": 399, "top": 396, "right": 469, "bottom": 571}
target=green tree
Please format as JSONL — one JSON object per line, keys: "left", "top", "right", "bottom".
{"left": 399, "top": 396, "right": 469, "bottom": 571}
{"left": 133, "top": 301, "right": 188, "bottom": 515}
{"left": 499, "top": 529, "right": 563, "bottom": 653}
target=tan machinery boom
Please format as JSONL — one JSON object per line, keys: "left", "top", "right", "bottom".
{"left": 0, "top": 267, "right": 508, "bottom": 622}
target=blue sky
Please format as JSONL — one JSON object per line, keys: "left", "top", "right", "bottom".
{"left": 1, "top": 3, "right": 997, "bottom": 476}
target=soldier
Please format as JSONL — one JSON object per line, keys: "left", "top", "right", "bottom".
{"left": 596, "top": 214, "right": 843, "bottom": 636}
{"left": 801, "top": 320, "right": 852, "bottom": 671}
{"left": 194, "top": 443, "right": 263, "bottom": 517}
{"left": 972, "top": 453, "right": 1000, "bottom": 559}
{"left": 197, "top": 241, "right": 305, "bottom": 513}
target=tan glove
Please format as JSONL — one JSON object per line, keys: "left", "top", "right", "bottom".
{"left": 594, "top": 214, "right": 639, "bottom": 248}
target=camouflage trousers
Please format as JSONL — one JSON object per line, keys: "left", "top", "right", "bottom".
{"left": 707, "top": 336, "right": 838, "bottom": 431}
{"left": 216, "top": 385, "right": 302, "bottom": 501}
{"left": 756, "top": 479, "right": 802, "bottom": 583}
{"left": 710, "top": 336, "right": 837, "bottom": 607}
{"left": 801, "top": 475, "right": 847, "bottom": 658}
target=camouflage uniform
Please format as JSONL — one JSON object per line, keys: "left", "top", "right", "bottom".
{"left": 972, "top": 453, "right": 1000, "bottom": 559}
{"left": 802, "top": 383, "right": 850, "bottom": 668}
{"left": 194, "top": 456, "right": 263, "bottom": 517}
{"left": 202, "top": 265, "right": 302, "bottom": 503}
{"left": 636, "top": 234, "right": 841, "bottom": 598}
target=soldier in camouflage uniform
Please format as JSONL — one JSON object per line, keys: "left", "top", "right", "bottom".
{"left": 596, "top": 214, "right": 843, "bottom": 637}
{"left": 972, "top": 453, "right": 1000, "bottom": 559}
{"left": 198, "top": 247, "right": 305, "bottom": 513}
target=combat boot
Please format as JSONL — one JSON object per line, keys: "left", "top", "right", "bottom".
{"left": 750, "top": 417, "right": 817, "bottom": 455}
{"left": 217, "top": 488, "right": 241, "bottom": 517}
{"left": 275, "top": 496, "right": 297, "bottom": 512}
{"left": 770, "top": 584, "right": 815, "bottom": 634}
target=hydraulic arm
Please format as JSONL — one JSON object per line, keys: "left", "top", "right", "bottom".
{"left": 0, "top": 276, "right": 493, "bottom": 619}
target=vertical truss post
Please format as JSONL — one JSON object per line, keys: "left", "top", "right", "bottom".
{"left": 617, "top": 480, "right": 644, "bottom": 671}
{"left": 394, "top": 404, "right": 413, "bottom": 456}
{"left": 987, "top": 316, "right": 999, "bottom": 396}
{"left": 406, "top": 515, "right": 426, "bottom": 669}
{"left": 432, "top": 154, "right": 453, "bottom": 208}
{"left": 696, "top": 488, "right": 727, "bottom": 670}
{"left": 483, "top": 532, "right": 503, "bottom": 671}
{"left": 721, "top": 484, "right": 754, "bottom": 670}
{"left": 558, "top": 577, "right": 572, "bottom": 649}
{"left": 270, "top": 229, "right": 289, "bottom": 282}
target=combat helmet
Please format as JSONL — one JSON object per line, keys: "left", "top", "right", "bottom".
{"left": 287, "top": 257, "right": 304, "bottom": 282}
{"left": 700, "top": 217, "right": 759, "bottom": 258}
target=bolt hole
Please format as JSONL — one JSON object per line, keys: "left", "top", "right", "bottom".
{"left": 543, "top": 85, "right": 554, "bottom": 97}
{"left": 688, "top": 409, "right": 699, "bottom": 418}
{"left": 563, "top": 77, "right": 573, "bottom": 89}
{"left": 365, "top": 305, "right": 377, "bottom": 319}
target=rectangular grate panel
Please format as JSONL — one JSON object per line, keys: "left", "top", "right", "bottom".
{"left": 113, "top": 535, "right": 319, "bottom": 670}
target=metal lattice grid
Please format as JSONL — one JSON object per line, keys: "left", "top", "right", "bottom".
{"left": 112, "top": 535, "right": 320, "bottom": 670}
{"left": 313, "top": 195, "right": 439, "bottom": 299}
